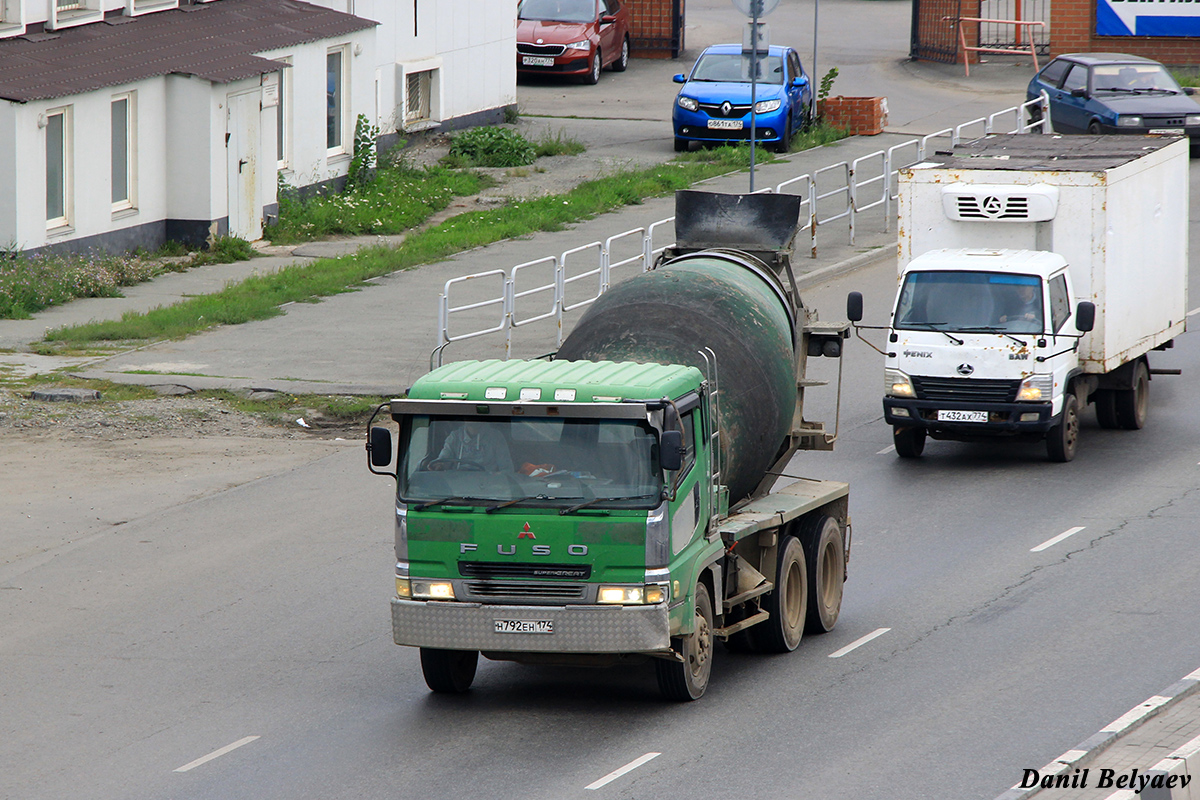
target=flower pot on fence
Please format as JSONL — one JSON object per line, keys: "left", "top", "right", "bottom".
{"left": 818, "top": 96, "right": 889, "bottom": 135}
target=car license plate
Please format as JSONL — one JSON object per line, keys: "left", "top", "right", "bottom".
{"left": 938, "top": 409, "right": 987, "bottom": 423}
{"left": 1148, "top": 128, "right": 1184, "bottom": 135}
{"left": 521, "top": 56, "right": 555, "bottom": 67}
{"left": 707, "top": 119, "right": 743, "bottom": 130}
{"left": 494, "top": 619, "right": 553, "bottom": 634}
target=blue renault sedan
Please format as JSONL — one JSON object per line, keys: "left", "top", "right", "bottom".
{"left": 1027, "top": 53, "right": 1200, "bottom": 154}
{"left": 672, "top": 43, "right": 812, "bottom": 153}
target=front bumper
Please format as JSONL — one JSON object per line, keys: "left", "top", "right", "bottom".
{"left": 517, "top": 54, "right": 591, "bottom": 75}
{"left": 391, "top": 598, "right": 670, "bottom": 653}
{"left": 673, "top": 108, "right": 786, "bottom": 143}
{"left": 884, "top": 397, "right": 1055, "bottom": 437}
{"left": 1089, "top": 124, "right": 1200, "bottom": 144}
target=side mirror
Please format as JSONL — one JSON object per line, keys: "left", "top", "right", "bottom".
{"left": 600, "top": 14, "right": 616, "bottom": 24}
{"left": 659, "top": 430, "right": 684, "bottom": 471}
{"left": 1075, "top": 301, "right": 1096, "bottom": 333}
{"left": 1070, "top": 87, "right": 1088, "bottom": 98}
{"left": 673, "top": 73, "right": 686, "bottom": 84}
{"left": 1185, "top": 87, "right": 1196, "bottom": 96}
{"left": 793, "top": 75, "right": 808, "bottom": 88}
{"left": 847, "top": 291, "right": 864, "bottom": 322}
{"left": 369, "top": 426, "right": 394, "bottom": 467}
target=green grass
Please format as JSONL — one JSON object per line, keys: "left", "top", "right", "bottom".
{"left": 42, "top": 130, "right": 846, "bottom": 347}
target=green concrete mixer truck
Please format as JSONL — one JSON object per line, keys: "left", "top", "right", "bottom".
{"left": 366, "top": 190, "right": 854, "bottom": 701}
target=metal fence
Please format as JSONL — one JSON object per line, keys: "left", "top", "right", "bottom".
{"left": 432, "top": 97, "right": 1049, "bottom": 368}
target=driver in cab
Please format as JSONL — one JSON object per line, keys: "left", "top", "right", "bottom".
{"left": 433, "top": 420, "right": 514, "bottom": 472}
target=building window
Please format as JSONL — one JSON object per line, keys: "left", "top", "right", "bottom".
{"left": 326, "top": 48, "right": 346, "bottom": 152}
{"left": 49, "top": 0, "right": 102, "bottom": 30}
{"left": 111, "top": 93, "right": 136, "bottom": 211}
{"left": 124, "top": 0, "right": 179, "bottom": 17}
{"left": 405, "top": 70, "right": 431, "bottom": 126}
{"left": 0, "top": 0, "right": 27, "bottom": 39}
{"left": 276, "top": 59, "right": 291, "bottom": 168}
{"left": 56, "top": 0, "right": 81, "bottom": 10}
{"left": 46, "top": 107, "right": 71, "bottom": 228}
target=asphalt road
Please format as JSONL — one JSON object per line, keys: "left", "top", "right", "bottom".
{"left": 6, "top": 2, "right": 1200, "bottom": 798}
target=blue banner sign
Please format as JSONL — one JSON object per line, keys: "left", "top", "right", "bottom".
{"left": 1097, "top": 0, "right": 1200, "bottom": 36}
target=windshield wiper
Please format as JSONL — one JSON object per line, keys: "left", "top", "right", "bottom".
{"left": 958, "top": 326, "right": 1029, "bottom": 346}
{"left": 902, "top": 322, "right": 964, "bottom": 345}
{"left": 486, "top": 495, "right": 550, "bottom": 513}
{"left": 412, "top": 496, "right": 496, "bottom": 512}
{"left": 559, "top": 494, "right": 655, "bottom": 515}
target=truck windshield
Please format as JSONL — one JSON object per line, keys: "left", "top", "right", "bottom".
{"left": 398, "top": 415, "right": 663, "bottom": 510}
{"left": 895, "top": 271, "right": 1044, "bottom": 334}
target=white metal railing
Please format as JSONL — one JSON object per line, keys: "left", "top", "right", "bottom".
{"left": 432, "top": 96, "right": 1050, "bottom": 366}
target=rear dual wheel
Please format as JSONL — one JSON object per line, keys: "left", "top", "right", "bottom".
{"left": 750, "top": 535, "right": 807, "bottom": 653}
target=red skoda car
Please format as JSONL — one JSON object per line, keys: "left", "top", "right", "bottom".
{"left": 517, "top": 0, "right": 632, "bottom": 85}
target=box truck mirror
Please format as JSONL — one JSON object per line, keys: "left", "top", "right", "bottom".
{"left": 1075, "top": 301, "right": 1096, "bottom": 332}
{"left": 659, "top": 430, "right": 684, "bottom": 471}
{"left": 847, "top": 291, "right": 864, "bottom": 322}
{"left": 369, "top": 426, "right": 394, "bottom": 468}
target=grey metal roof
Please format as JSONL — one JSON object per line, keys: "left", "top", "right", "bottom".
{"left": 0, "top": 0, "right": 376, "bottom": 103}
{"left": 923, "top": 133, "right": 1182, "bottom": 172}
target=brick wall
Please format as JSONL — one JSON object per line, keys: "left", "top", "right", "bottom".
{"left": 819, "top": 96, "right": 888, "bottom": 135}
{"left": 628, "top": 0, "right": 683, "bottom": 59}
{"left": 1051, "top": 0, "right": 1200, "bottom": 65}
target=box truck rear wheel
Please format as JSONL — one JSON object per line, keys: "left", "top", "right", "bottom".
{"left": 656, "top": 582, "right": 714, "bottom": 700}
{"left": 1094, "top": 389, "right": 1120, "bottom": 429}
{"left": 801, "top": 516, "right": 845, "bottom": 634}
{"left": 1115, "top": 360, "right": 1149, "bottom": 430}
{"left": 420, "top": 648, "right": 478, "bottom": 694}
{"left": 893, "top": 426, "right": 926, "bottom": 458}
{"left": 1046, "top": 392, "right": 1080, "bottom": 462}
{"left": 750, "top": 535, "right": 808, "bottom": 653}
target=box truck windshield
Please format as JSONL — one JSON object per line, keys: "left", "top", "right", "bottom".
{"left": 896, "top": 271, "right": 1044, "bottom": 334}
{"left": 398, "top": 415, "right": 663, "bottom": 509}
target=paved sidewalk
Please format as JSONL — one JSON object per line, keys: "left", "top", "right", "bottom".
{"left": 996, "top": 668, "right": 1200, "bottom": 800}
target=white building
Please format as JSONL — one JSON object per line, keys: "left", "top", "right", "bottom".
{"left": 0, "top": 0, "right": 516, "bottom": 255}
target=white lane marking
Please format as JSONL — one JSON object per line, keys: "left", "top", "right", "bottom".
{"left": 828, "top": 627, "right": 891, "bottom": 658}
{"left": 877, "top": 445, "right": 896, "bottom": 455}
{"left": 174, "top": 736, "right": 260, "bottom": 773}
{"left": 1031, "top": 526, "right": 1086, "bottom": 552}
{"left": 585, "top": 752, "right": 661, "bottom": 790}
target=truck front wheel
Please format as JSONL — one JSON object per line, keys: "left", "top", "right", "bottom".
{"left": 750, "top": 535, "right": 808, "bottom": 653}
{"left": 893, "top": 426, "right": 926, "bottom": 458}
{"left": 1046, "top": 392, "right": 1080, "bottom": 462}
{"left": 1115, "top": 360, "right": 1149, "bottom": 430}
{"left": 419, "top": 648, "right": 479, "bottom": 694}
{"left": 656, "top": 582, "right": 714, "bottom": 700}
{"left": 801, "top": 516, "right": 845, "bottom": 634}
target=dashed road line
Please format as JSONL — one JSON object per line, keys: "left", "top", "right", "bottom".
{"left": 174, "top": 736, "right": 260, "bottom": 773}
{"left": 829, "top": 627, "right": 891, "bottom": 658}
{"left": 585, "top": 752, "right": 661, "bottom": 790}
{"left": 1031, "top": 526, "right": 1086, "bottom": 552}
{"left": 877, "top": 445, "right": 896, "bottom": 455}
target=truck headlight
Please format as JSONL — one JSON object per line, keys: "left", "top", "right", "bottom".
{"left": 677, "top": 95, "right": 699, "bottom": 112}
{"left": 564, "top": 39, "right": 591, "bottom": 51}
{"left": 396, "top": 578, "right": 412, "bottom": 598}
{"left": 885, "top": 368, "right": 915, "bottom": 398}
{"left": 412, "top": 581, "right": 455, "bottom": 600}
{"left": 754, "top": 98, "right": 782, "bottom": 114}
{"left": 1117, "top": 116, "right": 1142, "bottom": 128}
{"left": 1187, "top": 115, "right": 1200, "bottom": 126}
{"left": 1016, "top": 375, "right": 1053, "bottom": 402}
{"left": 598, "top": 585, "right": 668, "bottom": 604}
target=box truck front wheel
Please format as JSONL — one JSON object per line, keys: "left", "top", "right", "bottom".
{"left": 1046, "top": 393, "right": 1080, "bottom": 462}
{"left": 750, "top": 535, "right": 808, "bottom": 653}
{"left": 420, "top": 648, "right": 479, "bottom": 694}
{"left": 893, "top": 426, "right": 926, "bottom": 458}
{"left": 656, "top": 582, "right": 714, "bottom": 701}
{"left": 800, "top": 516, "right": 845, "bottom": 634}
{"left": 1115, "top": 360, "right": 1149, "bottom": 430}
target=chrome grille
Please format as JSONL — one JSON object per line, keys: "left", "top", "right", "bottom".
{"left": 518, "top": 43, "right": 566, "bottom": 56}
{"left": 460, "top": 561, "right": 591, "bottom": 580}
{"left": 913, "top": 376, "right": 1020, "bottom": 403}
{"left": 464, "top": 581, "right": 586, "bottom": 600}
{"left": 698, "top": 102, "right": 751, "bottom": 118}
{"left": 954, "top": 195, "right": 1031, "bottom": 219}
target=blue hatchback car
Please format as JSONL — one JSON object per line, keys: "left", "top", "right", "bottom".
{"left": 1027, "top": 53, "right": 1200, "bottom": 154}
{"left": 672, "top": 43, "right": 812, "bottom": 153}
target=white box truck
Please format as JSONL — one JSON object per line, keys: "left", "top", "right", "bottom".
{"left": 849, "top": 134, "right": 1188, "bottom": 461}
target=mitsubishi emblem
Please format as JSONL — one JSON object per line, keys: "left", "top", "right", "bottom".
{"left": 517, "top": 523, "right": 536, "bottom": 540}
{"left": 956, "top": 363, "right": 975, "bottom": 376}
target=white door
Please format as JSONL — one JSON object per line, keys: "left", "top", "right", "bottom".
{"left": 226, "top": 89, "right": 262, "bottom": 241}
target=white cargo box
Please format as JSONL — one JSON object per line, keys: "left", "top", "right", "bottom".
{"left": 898, "top": 134, "right": 1189, "bottom": 374}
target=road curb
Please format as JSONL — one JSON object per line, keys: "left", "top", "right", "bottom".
{"left": 795, "top": 242, "right": 895, "bottom": 290}
{"left": 993, "top": 667, "right": 1200, "bottom": 800}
